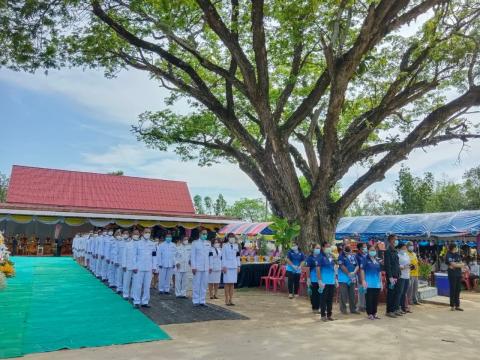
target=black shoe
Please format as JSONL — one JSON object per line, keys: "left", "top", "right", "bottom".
{"left": 199, "top": 303, "right": 207, "bottom": 307}
{"left": 193, "top": 304, "right": 201, "bottom": 307}
{"left": 141, "top": 304, "right": 151, "bottom": 308}
{"left": 455, "top": 307, "right": 464, "bottom": 311}
{"left": 386, "top": 312, "right": 397, "bottom": 318}
{"left": 133, "top": 304, "right": 140, "bottom": 309}
{"left": 159, "top": 291, "right": 164, "bottom": 295}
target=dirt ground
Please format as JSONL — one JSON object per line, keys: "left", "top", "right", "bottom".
{"left": 25, "top": 289, "right": 480, "bottom": 360}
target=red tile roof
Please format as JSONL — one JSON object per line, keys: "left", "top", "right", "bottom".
{"left": 6, "top": 165, "right": 195, "bottom": 215}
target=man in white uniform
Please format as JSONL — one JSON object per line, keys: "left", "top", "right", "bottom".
{"left": 115, "top": 229, "right": 128, "bottom": 294}
{"left": 95, "top": 229, "right": 105, "bottom": 278}
{"left": 102, "top": 229, "right": 113, "bottom": 281}
{"left": 175, "top": 236, "right": 191, "bottom": 298}
{"left": 131, "top": 228, "right": 157, "bottom": 308}
{"left": 190, "top": 229, "right": 211, "bottom": 306}
{"left": 157, "top": 232, "right": 177, "bottom": 294}
{"left": 108, "top": 230, "right": 120, "bottom": 288}
{"left": 122, "top": 229, "right": 136, "bottom": 300}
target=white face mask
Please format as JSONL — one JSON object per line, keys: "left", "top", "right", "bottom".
{"left": 108, "top": 231, "right": 114, "bottom": 236}
{"left": 228, "top": 238, "right": 235, "bottom": 244}
{"left": 183, "top": 240, "right": 189, "bottom": 245}
{"left": 132, "top": 235, "right": 140, "bottom": 241}
{"left": 143, "top": 233, "right": 151, "bottom": 240}
{"left": 102, "top": 231, "right": 107, "bottom": 236}
{"left": 122, "top": 234, "right": 129, "bottom": 239}
{"left": 292, "top": 246, "right": 298, "bottom": 252}
{"left": 214, "top": 243, "right": 220, "bottom": 248}
{"left": 115, "top": 236, "right": 122, "bottom": 240}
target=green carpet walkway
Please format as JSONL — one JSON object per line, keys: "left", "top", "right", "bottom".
{"left": 0, "top": 257, "right": 169, "bottom": 359}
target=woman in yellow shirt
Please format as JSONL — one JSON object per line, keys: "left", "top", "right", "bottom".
{"left": 407, "top": 241, "right": 421, "bottom": 305}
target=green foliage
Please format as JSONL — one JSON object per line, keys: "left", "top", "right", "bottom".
{"left": 418, "top": 259, "right": 433, "bottom": 281}
{"left": 396, "top": 166, "right": 434, "bottom": 214}
{"left": 107, "top": 170, "right": 124, "bottom": 176}
{"left": 0, "top": 173, "right": 9, "bottom": 203}
{"left": 225, "top": 198, "right": 268, "bottom": 222}
{"left": 193, "top": 195, "right": 205, "bottom": 214}
{"left": 269, "top": 216, "right": 301, "bottom": 250}
{"left": 204, "top": 196, "right": 213, "bottom": 214}
{"left": 463, "top": 166, "right": 480, "bottom": 210}
{"left": 213, "top": 194, "right": 227, "bottom": 216}
{"left": 346, "top": 191, "right": 399, "bottom": 216}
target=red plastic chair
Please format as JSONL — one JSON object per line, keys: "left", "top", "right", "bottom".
{"left": 271, "top": 265, "right": 287, "bottom": 292}
{"left": 260, "top": 264, "right": 279, "bottom": 290}
{"left": 298, "top": 267, "right": 309, "bottom": 296}
{"left": 461, "top": 270, "right": 471, "bottom": 290}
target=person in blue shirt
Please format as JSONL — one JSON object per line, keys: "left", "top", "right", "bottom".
{"left": 356, "top": 242, "right": 368, "bottom": 312}
{"left": 338, "top": 245, "right": 361, "bottom": 315}
{"left": 360, "top": 244, "right": 382, "bottom": 320}
{"left": 306, "top": 244, "right": 321, "bottom": 313}
{"left": 286, "top": 242, "right": 305, "bottom": 299}
{"left": 318, "top": 242, "right": 336, "bottom": 321}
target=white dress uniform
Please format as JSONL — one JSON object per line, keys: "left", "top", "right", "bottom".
{"left": 87, "top": 235, "right": 95, "bottom": 271}
{"left": 209, "top": 246, "right": 222, "bottom": 284}
{"left": 108, "top": 238, "right": 119, "bottom": 287}
{"left": 190, "top": 239, "right": 212, "bottom": 305}
{"left": 72, "top": 235, "right": 78, "bottom": 259}
{"left": 157, "top": 241, "right": 177, "bottom": 293}
{"left": 175, "top": 243, "right": 191, "bottom": 297}
{"left": 95, "top": 234, "right": 105, "bottom": 277}
{"left": 221, "top": 242, "right": 241, "bottom": 284}
{"left": 132, "top": 237, "right": 156, "bottom": 305}
{"left": 101, "top": 235, "right": 112, "bottom": 280}
{"left": 78, "top": 235, "right": 86, "bottom": 263}
{"left": 116, "top": 238, "right": 126, "bottom": 292}
{"left": 122, "top": 238, "right": 136, "bottom": 299}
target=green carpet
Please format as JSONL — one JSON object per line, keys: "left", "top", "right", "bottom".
{"left": 0, "top": 257, "right": 169, "bottom": 359}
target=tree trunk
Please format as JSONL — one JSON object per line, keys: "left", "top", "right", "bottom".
{"left": 295, "top": 209, "right": 337, "bottom": 250}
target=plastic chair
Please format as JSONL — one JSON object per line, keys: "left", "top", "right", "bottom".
{"left": 461, "top": 271, "right": 471, "bottom": 290}
{"left": 271, "top": 265, "right": 287, "bottom": 292}
{"left": 260, "top": 264, "right": 279, "bottom": 290}
{"left": 298, "top": 267, "right": 309, "bottom": 296}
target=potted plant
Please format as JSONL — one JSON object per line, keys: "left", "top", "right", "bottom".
{"left": 269, "top": 216, "right": 301, "bottom": 263}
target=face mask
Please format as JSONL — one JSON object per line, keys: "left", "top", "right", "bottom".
{"left": 123, "top": 234, "right": 129, "bottom": 239}
{"left": 400, "top": 250, "right": 406, "bottom": 255}
{"left": 408, "top": 246, "right": 414, "bottom": 252}
{"left": 228, "top": 238, "right": 235, "bottom": 244}
{"left": 115, "top": 236, "right": 121, "bottom": 240}
{"left": 324, "top": 248, "right": 332, "bottom": 255}
{"left": 292, "top": 246, "right": 298, "bottom": 252}
{"left": 102, "top": 231, "right": 107, "bottom": 236}
{"left": 166, "top": 237, "right": 172, "bottom": 243}
{"left": 369, "top": 250, "right": 377, "bottom": 257}
{"left": 394, "top": 240, "right": 399, "bottom": 247}
{"left": 132, "top": 235, "right": 140, "bottom": 241}
{"left": 313, "top": 248, "right": 321, "bottom": 256}
{"left": 200, "top": 234, "right": 207, "bottom": 241}
{"left": 183, "top": 240, "right": 189, "bottom": 245}
{"left": 108, "top": 231, "right": 113, "bottom": 236}
{"left": 214, "top": 243, "right": 220, "bottom": 248}
{"left": 344, "top": 247, "right": 351, "bottom": 253}
{"left": 144, "top": 233, "right": 151, "bottom": 240}
{"left": 362, "top": 248, "right": 368, "bottom": 254}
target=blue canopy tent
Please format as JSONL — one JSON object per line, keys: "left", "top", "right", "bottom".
{"left": 335, "top": 210, "right": 480, "bottom": 241}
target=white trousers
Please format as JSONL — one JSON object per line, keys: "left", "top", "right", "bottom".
{"left": 175, "top": 271, "right": 188, "bottom": 297}
{"left": 95, "top": 257, "right": 103, "bottom": 276}
{"left": 108, "top": 263, "right": 116, "bottom": 286}
{"left": 158, "top": 267, "right": 174, "bottom": 293}
{"left": 192, "top": 271, "right": 208, "bottom": 305}
{"left": 101, "top": 260, "right": 109, "bottom": 280}
{"left": 89, "top": 256, "right": 95, "bottom": 271}
{"left": 116, "top": 266, "right": 124, "bottom": 291}
{"left": 132, "top": 270, "right": 152, "bottom": 305}
{"left": 123, "top": 270, "right": 134, "bottom": 299}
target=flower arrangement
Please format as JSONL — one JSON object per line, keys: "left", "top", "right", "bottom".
{"left": 0, "top": 231, "right": 15, "bottom": 280}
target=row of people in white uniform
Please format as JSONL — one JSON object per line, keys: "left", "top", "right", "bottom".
{"left": 72, "top": 228, "right": 241, "bottom": 307}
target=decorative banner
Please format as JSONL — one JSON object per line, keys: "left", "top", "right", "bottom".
{"left": 115, "top": 219, "right": 137, "bottom": 228}
{"left": 37, "top": 216, "right": 61, "bottom": 225}
{"left": 159, "top": 221, "right": 178, "bottom": 228}
{"left": 201, "top": 223, "right": 219, "bottom": 231}
{"left": 181, "top": 222, "right": 201, "bottom": 230}
{"left": 88, "top": 218, "right": 113, "bottom": 227}
{"left": 137, "top": 220, "right": 159, "bottom": 228}
{"left": 64, "top": 217, "right": 87, "bottom": 226}
{"left": 10, "top": 215, "right": 34, "bottom": 224}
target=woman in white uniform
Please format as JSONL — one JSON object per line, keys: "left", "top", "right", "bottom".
{"left": 208, "top": 238, "right": 222, "bottom": 299}
{"left": 221, "top": 233, "right": 241, "bottom": 306}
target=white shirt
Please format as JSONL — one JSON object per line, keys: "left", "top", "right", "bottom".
{"left": 190, "top": 239, "right": 211, "bottom": 272}
{"left": 209, "top": 246, "right": 222, "bottom": 272}
{"left": 109, "top": 239, "right": 119, "bottom": 264}
{"left": 175, "top": 244, "right": 192, "bottom": 272}
{"left": 221, "top": 243, "right": 241, "bottom": 269}
{"left": 134, "top": 238, "right": 157, "bottom": 271}
{"left": 398, "top": 251, "right": 411, "bottom": 279}
{"left": 157, "top": 241, "right": 177, "bottom": 268}
{"left": 117, "top": 239, "right": 127, "bottom": 266}
{"left": 122, "top": 239, "right": 136, "bottom": 270}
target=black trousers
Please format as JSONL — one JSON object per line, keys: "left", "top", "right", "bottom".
{"left": 287, "top": 271, "right": 300, "bottom": 295}
{"left": 319, "top": 284, "right": 335, "bottom": 317}
{"left": 366, "top": 288, "right": 380, "bottom": 315}
{"left": 309, "top": 283, "right": 320, "bottom": 310}
{"left": 448, "top": 273, "right": 461, "bottom": 308}
{"left": 386, "top": 279, "right": 399, "bottom": 313}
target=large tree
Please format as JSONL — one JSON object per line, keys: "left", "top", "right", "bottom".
{"left": 2, "top": 1, "right": 480, "bottom": 247}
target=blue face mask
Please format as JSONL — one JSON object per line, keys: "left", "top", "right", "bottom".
{"left": 369, "top": 250, "right": 376, "bottom": 257}
{"left": 200, "top": 234, "right": 207, "bottom": 241}
{"left": 394, "top": 240, "right": 399, "bottom": 247}
{"left": 166, "top": 237, "right": 172, "bottom": 243}
{"left": 313, "top": 248, "right": 321, "bottom": 256}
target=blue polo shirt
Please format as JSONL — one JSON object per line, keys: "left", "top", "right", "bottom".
{"left": 338, "top": 252, "right": 357, "bottom": 284}
{"left": 318, "top": 252, "right": 335, "bottom": 285}
{"left": 286, "top": 250, "right": 305, "bottom": 273}
{"left": 305, "top": 254, "right": 320, "bottom": 283}
{"left": 361, "top": 256, "right": 381, "bottom": 289}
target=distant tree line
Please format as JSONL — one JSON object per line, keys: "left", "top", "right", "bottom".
{"left": 193, "top": 194, "right": 268, "bottom": 222}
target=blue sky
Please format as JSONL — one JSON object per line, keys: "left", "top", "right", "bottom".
{"left": 1, "top": 67, "right": 479, "bottom": 206}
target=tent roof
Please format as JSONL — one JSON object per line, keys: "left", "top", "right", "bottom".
{"left": 218, "top": 222, "right": 273, "bottom": 236}
{"left": 335, "top": 211, "right": 480, "bottom": 239}
{"left": 7, "top": 165, "right": 195, "bottom": 215}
